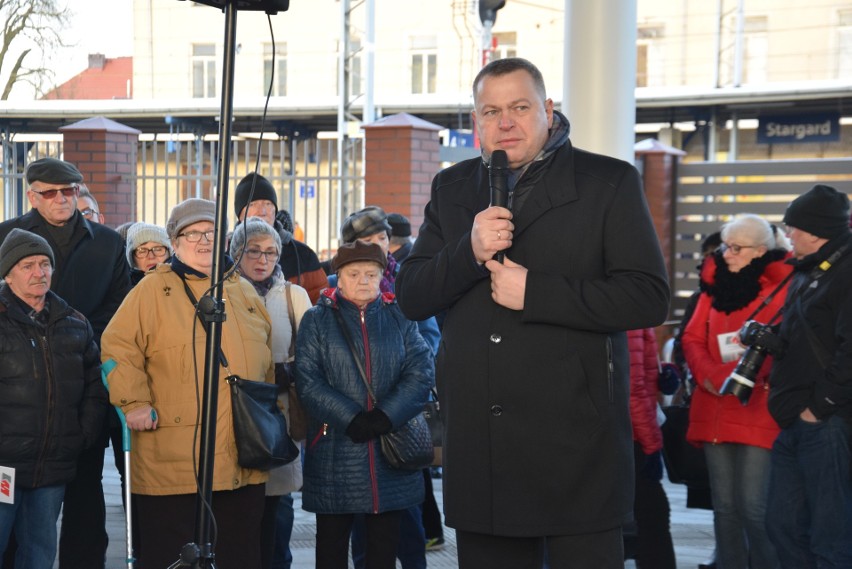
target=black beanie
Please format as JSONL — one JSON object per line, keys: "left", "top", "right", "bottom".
{"left": 783, "top": 184, "right": 850, "bottom": 240}
{"left": 234, "top": 173, "right": 278, "bottom": 219}
{"left": 387, "top": 213, "right": 411, "bottom": 237}
{"left": 0, "top": 228, "right": 55, "bottom": 278}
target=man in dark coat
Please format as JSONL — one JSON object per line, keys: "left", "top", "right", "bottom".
{"left": 766, "top": 184, "right": 852, "bottom": 567}
{"left": 395, "top": 58, "right": 670, "bottom": 568}
{"left": 0, "top": 229, "right": 107, "bottom": 568}
{"left": 234, "top": 172, "right": 328, "bottom": 304}
{"left": 0, "top": 158, "right": 129, "bottom": 569}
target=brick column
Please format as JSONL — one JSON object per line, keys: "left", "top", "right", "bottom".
{"left": 60, "top": 116, "right": 140, "bottom": 228}
{"left": 362, "top": 113, "right": 442, "bottom": 236}
{"left": 635, "top": 138, "right": 686, "bottom": 286}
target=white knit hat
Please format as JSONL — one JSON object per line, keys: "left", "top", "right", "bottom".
{"left": 125, "top": 222, "right": 172, "bottom": 266}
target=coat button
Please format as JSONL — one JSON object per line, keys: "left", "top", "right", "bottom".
{"left": 120, "top": 399, "right": 128, "bottom": 405}
{"left": 175, "top": 417, "right": 181, "bottom": 423}
{"left": 489, "top": 334, "right": 502, "bottom": 344}
{"left": 491, "top": 405, "right": 503, "bottom": 416}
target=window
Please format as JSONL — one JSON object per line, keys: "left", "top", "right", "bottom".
{"left": 839, "top": 10, "right": 852, "bottom": 78}
{"left": 263, "top": 42, "right": 288, "bottom": 96}
{"left": 637, "top": 25, "right": 665, "bottom": 87}
{"left": 192, "top": 44, "right": 216, "bottom": 98}
{"left": 411, "top": 36, "right": 437, "bottom": 94}
{"left": 493, "top": 32, "right": 517, "bottom": 60}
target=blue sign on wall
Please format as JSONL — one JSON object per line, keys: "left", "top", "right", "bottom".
{"left": 757, "top": 113, "right": 840, "bottom": 144}
{"left": 299, "top": 180, "right": 315, "bottom": 199}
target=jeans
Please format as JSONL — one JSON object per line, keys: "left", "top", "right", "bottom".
{"left": 767, "top": 415, "right": 852, "bottom": 569}
{"left": 352, "top": 505, "right": 425, "bottom": 569}
{"left": 271, "top": 494, "right": 295, "bottom": 569}
{"left": 704, "top": 442, "right": 778, "bottom": 569}
{"left": 0, "top": 484, "right": 65, "bottom": 569}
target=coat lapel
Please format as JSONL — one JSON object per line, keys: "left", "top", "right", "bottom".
{"left": 511, "top": 143, "right": 578, "bottom": 239}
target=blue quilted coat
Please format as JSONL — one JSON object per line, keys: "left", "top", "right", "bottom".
{"left": 295, "top": 288, "right": 434, "bottom": 514}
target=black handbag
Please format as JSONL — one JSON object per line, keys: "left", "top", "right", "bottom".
{"left": 227, "top": 375, "right": 300, "bottom": 470}
{"left": 422, "top": 390, "right": 443, "bottom": 447}
{"left": 333, "top": 308, "right": 434, "bottom": 471}
{"left": 179, "top": 276, "right": 298, "bottom": 470}
{"left": 660, "top": 384, "right": 709, "bottom": 488}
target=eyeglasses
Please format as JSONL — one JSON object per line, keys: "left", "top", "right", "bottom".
{"left": 80, "top": 207, "right": 99, "bottom": 219}
{"left": 134, "top": 246, "right": 169, "bottom": 258}
{"left": 719, "top": 243, "right": 757, "bottom": 255}
{"left": 177, "top": 230, "right": 215, "bottom": 243}
{"left": 244, "top": 249, "right": 279, "bottom": 261}
{"left": 30, "top": 185, "right": 79, "bottom": 200}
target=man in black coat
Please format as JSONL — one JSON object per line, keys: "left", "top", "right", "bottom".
{"left": 0, "top": 229, "right": 107, "bottom": 568}
{"left": 766, "top": 184, "right": 852, "bottom": 567}
{"left": 0, "top": 158, "right": 129, "bottom": 569}
{"left": 395, "top": 58, "right": 670, "bottom": 568}
{"left": 234, "top": 172, "right": 327, "bottom": 304}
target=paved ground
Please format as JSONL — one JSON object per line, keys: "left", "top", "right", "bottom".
{"left": 89, "top": 449, "right": 714, "bottom": 569}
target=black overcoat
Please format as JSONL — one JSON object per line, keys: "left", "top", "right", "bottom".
{"left": 396, "top": 140, "right": 670, "bottom": 536}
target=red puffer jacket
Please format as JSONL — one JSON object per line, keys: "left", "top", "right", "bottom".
{"left": 628, "top": 328, "right": 663, "bottom": 454}
{"left": 683, "top": 251, "right": 791, "bottom": 449}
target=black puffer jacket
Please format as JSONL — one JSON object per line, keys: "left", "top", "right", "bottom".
{"left": 0, "top": 285, "right": 107, "bottom": 489}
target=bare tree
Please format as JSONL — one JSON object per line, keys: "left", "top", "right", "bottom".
{"left": 0, "top": 0, "right": 72, "bottom": 100}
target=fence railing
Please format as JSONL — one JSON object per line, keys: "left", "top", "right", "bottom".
{"left": 0, "top": 133, "right": 364, "bottom": 260}
{"left": 671, "top": 157, "right": 852, "bottom": 320}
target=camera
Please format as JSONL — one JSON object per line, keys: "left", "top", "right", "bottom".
{"left": 720, "top": 320, "right": 786, "bottom": 405}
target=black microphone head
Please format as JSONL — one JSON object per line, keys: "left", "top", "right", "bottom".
{"left": 490, "top": 150, "right": 508, "bottom": 171}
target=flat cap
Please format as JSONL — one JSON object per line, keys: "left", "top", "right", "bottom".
{"left": 25, "top": 158, "right": 84, "bottom": 185}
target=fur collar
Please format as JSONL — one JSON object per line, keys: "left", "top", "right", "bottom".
{"left": 699, "top": 249, "right": 789, "bottom": 314}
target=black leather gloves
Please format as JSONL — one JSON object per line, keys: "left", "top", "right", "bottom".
{"left": 345, "top": 409, "right": 392, "bottom": 443}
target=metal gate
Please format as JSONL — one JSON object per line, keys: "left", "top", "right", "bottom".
{"left": 0, "top": 132, "right": 364, "bottom": 261}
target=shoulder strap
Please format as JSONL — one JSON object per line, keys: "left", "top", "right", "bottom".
{"left": 178, "top": 274, "right": 229, "bottom": 369}
{"left": 285, "top": 281, "right": 297, "bottom": 360}
{"left": 332, "top": 307, "right": 377, "bottom": 405}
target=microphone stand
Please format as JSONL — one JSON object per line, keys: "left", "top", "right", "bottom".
{"left": 171, "top": 1, "right": 289, "bottom": 567}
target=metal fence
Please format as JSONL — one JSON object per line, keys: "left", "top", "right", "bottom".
{"left": 671, "top": 157, "right": 852, "bottom": 320}
{"left": 0, "top": 132, "right": 364, "bottom": 261}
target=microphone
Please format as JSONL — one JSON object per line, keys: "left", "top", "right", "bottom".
{"left": 489, "top": 149, "right": 509, "bottom": 262}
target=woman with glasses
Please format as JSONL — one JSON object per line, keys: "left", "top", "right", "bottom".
{"left": 101, "top": 198, "right": 275, "bottom": 568}
{"left": 682, "top": 214, "right": 793, "bottom": 569}
{"left": 124, "top": 222, "right": 172, "bottom": 285}
{"left": 229, "top": 217, "right": 312, "bottom": 569}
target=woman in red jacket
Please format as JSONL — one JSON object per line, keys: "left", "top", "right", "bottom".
{"left": 683, "top": 214, "right": 792, "bottom": 569}
{"left": 626, "top": 327, "right": 676, "bottom": 569}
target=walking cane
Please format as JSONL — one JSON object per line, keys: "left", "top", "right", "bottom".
{"left": 102, "top": 359, "right": 136, "bottom": 569}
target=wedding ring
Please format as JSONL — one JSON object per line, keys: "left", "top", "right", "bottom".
{"left": 497, "top": 230, "right": 502, "bottom": 240}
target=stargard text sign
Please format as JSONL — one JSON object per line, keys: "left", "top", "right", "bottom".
{"left": 757, "top": 113, "right": 840, "bottom": 144}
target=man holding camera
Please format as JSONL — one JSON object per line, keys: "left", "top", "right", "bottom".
{"left": 767, "top": 184, "right": 852, "bottom": 567}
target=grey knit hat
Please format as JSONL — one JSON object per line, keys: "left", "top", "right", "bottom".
{"left": 25, "top": 158, "right": 84, "bottom": 185}
{"left": 125, "top": 222, "right": 172, "bottom": 266}
{"left": 166, "top": 198, "right": 217, "bottom": 238}
{"left": 0, "top": 228, "right": 55, "bottom": 278}
{"left": 229, "top": 216, "right": 282, "bottom": 259}
{"left": 340, "top": 206, "right": 392, "bottom": 244}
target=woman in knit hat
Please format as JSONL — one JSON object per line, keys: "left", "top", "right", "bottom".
{"left": 101, "top": 198, "right": 275, "bottom": 568}
{"left": 125, "top": 222, "right": 172, "bottom": 285}
{"left": 230, "top": 217, "right": 312, "bottom": 568}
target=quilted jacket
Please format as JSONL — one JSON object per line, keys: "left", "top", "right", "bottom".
{"left": 295, "top": 288, "right": 434, "bottom": 514}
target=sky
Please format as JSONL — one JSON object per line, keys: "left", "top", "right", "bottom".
{"left": 51, "top": 0, "right": 134, "bottom": 87}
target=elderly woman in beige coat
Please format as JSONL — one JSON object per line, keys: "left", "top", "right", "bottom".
{"left": 102, "top": 198, "right": 274, "bottom": 568}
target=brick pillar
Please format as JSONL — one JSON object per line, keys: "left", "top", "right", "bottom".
{"left": 60, "top": 116, "right": 140, "bottom": 228}
{"left": 362, "top": 113, "right": 442, "bottom": 236}
{"left": 635, "top": 139, "right": 686, "bottom": 285}
{"left": 635, "top": 139, "right": 687, "bottom": 347}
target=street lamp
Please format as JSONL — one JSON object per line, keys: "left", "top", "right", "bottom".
{"left": 478, "top": 0, "right": 506, "bottom": 66}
